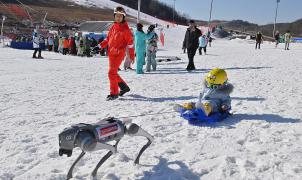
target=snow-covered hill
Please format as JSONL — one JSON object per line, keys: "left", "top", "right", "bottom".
{"left": 1, "top": 25, "right": 302, "bottom": 180}
{"left": 67, "top": 0, "right": 173, "bottom": 26}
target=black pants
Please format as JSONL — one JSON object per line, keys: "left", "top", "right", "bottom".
{"left": 255, "top": 42, "right": 261, "bottom": 49}
{"left": 186, "top": 47, "right": 197, "bottom": 70}
{"left": 54, "top": 45, "right": 58, "bottom": 52}
{"left": 199, "top": 46, "right": 207, "bottom": 55}
{"left": 63, "top": 48, "right": 69, "bottom": 55}
{"left": 48, "top": 45, "right": 53, "bottom": 51}
{"left": 33, "top": 48, "right": 41, "bottom": 58}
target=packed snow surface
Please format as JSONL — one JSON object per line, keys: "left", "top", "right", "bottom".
{"left": 1, "top": 26, "right": 302, "bottom": 180}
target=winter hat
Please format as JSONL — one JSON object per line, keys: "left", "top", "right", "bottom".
{"left": 114, "top": 6, "right": 126, "bottom": 17}
{"left": 189, "top": 20, "right": 195, "bottom": 24}
{"left": 137, "top": 23, "right": 143, "bottom": 32}
{"left": 148, "top": 24, "right": 155, "bottom": 32}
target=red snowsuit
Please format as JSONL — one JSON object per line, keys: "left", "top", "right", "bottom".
{"left": 100, "top": 21, "right": 135, "bottom": 95}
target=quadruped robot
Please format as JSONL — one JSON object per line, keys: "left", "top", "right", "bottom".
{"left": 59, "top": 117, "right": 154, "bottom": 179}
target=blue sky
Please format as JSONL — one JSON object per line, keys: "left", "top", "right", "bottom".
{"left": 158, "top": 0, "right": 302, "bottom": 25}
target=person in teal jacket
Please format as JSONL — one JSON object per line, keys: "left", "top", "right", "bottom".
{"left": 134, "top": 23, "right": 155, "bottom": 74}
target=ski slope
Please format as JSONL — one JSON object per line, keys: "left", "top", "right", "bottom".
{"left": 1, "top": 25, "right": 302, "bottom": 180}
{"left": 67, "top": 0, "right": 173, "bottom": 26}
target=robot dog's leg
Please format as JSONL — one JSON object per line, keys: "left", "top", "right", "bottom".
{"left": 126, "top": 123, "right": 154, "bottom": 164}
{"left": 91, "top": 140, "right": 120, "bottom": 178}
{"left": 134, "top": 138, "right": 152, "bottom": 164}
{"left": 67, "top": 151, "right": 86, "bottom": 180}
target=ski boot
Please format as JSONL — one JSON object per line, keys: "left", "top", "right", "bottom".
{"left": 106, "top": 94, "right": 119, "bottom": 101}
{"left": 118, "top": 82, "right": 130, "bottom": 96}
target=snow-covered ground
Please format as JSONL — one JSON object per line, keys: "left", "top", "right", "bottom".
{"left": 1, "top": 25, "right": 302, "bottom": 180}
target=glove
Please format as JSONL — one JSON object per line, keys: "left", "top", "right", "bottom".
{"left": 93, "top": 46, "right": 100, "bottom": 52}
{"left": 221, "top": 105, "right": 228, "bottom": 112}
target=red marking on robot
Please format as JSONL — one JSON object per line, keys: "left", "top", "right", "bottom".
{"left": 99, "top": 124, "right": 118, "bottom": 136}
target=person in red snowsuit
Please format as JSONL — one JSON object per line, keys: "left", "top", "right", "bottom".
{"left": 99, "top": 6, "right": 135, "bottom": 101}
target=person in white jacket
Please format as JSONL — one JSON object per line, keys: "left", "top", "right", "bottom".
{"left": 32, "top": 32, "right": 43, "bottom": 59}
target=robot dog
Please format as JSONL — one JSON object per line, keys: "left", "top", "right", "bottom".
{"left": 59, "top": 117, "right": 154, "bottom": 179}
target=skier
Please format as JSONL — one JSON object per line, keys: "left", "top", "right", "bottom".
{"left": 58, "top": 37, "right": 64, "bottom": 54}
{"left": 198, "top": 34, "right": 208, "bottom": 55}
{"left": 146, "top": 24, "right": 158, "bottom": 72}
{"left": 54, "top": 35, "right": 59, "bottom": 52}
{"left": 207, "top": 32, "right": 213, "bottom": 47}
{"left": 63, "top": 37, "right": 69, "bottom": 55}
{"left": 98, "top": 6, "right": 135, "bottom": 100}
{"left": 176, "top": 68, "right": 233, "bottom": 119}
{"left": 84, "top": 36, "right": 91, "bottom": 57}
{"left": 284, "top": 30, "right": 291, "bottom": 50}
{"left": 47, "top": 36, "right": 54, "bottom": 51}
{"left": 183, "top": 20, "right": 202, "bottom": 71}
{"left": 32, "top": 31, "right": 43, "bottom": 59}
{"left": 134, "top": 23, "right": 155, "bottom": 74}
{"left": 77, "top": 37, "right": 85, "bottom": 57}
{"left": 274, "top": 31, "right": 280, "bottom": 48}
{"left": 255, "top": 31, "right": 263, "bottom": 49}
{"left": 69, "top": 36, "right": 77, "bottom": 55}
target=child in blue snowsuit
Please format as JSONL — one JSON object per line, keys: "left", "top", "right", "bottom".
{"left": 134, "top": 23, "right": 155, "bottom": 74}
{"left": 176, "top": 68, "right": 233, "bottom": 122}
{"left": 198, "top": 34, "right": 208, "bottom": 55}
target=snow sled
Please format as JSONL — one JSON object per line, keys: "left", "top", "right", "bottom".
{"left": 176, "top": 106, "right": 230, "bottom": 126}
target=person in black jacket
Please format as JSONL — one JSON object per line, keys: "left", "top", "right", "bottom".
{"left": 255, "top": 31, "right": 263, "bottom": 49}
{"left": 274, "top": 31, "right": 280, "bottom": 48}
{"left": 183, "top": 20, "right": 202, "bottom": 71}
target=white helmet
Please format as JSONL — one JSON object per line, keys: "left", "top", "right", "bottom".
{"left": 114, "top": 6, "right": 126, "bottom": 17}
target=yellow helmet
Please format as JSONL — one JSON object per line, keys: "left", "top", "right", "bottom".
{"left": 205, "top": 68, "right": 228, "bottom": 85}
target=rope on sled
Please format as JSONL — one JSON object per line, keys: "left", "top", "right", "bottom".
{"left": 117, "top": 110, "right": 176, "bottom": 119}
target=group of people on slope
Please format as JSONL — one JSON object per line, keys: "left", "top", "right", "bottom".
{"left": 255, "top": 30, "right": 292, "bottom": 50}
{"left": 32, "top": 32, "right": 107, "bottom": 59}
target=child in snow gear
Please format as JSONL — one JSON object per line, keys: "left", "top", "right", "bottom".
{"left": 183, "top": 20, "right": 202, "bottom": 71}
{"left": 146, "top": 24, "right": 158, "bottom": 72}
{"left": 98, "top": 6, "right": 135, "bottom": 100}
{"left": 134, "top": 23, "right": 155, "bottom": 74}
{"left": 59, "top": 117, "right": 154, "bottom": 179}
{"left": 284, "top": 30, "right": 291, "bottom": 50}
{"left": 198, "top": 34, "right": 208, "bottom": 55}
{"left": 175, "top": 68, "right": 233, "bottom": 124}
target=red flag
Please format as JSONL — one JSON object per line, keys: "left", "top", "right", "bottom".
{"left": 160, "top": 30, "right": 165, "bottom": 46}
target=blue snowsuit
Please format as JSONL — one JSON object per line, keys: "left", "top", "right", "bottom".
{"left": 198, "top": 36, "right": 208, "bottom": 47}
{"left": 134, "top": 31, "right": 155, "bottom": 74}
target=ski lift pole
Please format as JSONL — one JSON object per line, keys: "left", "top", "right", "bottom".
{"left": 173, "top": 0, "right": 176, "bottom": 24}
{"left": 43, "top": 12, "right": 48, "bottom": 27}
{"left": 208, "top": 0, "right": 214, "bottom": 33}
{"left": 273, "top": 0, "right": 280, "bottom": 37}
{"left": 1, "top": 15, "right": 6, "bottom": 36}
{"left": 137, "top": 0, "right": 141, "bottom": 23}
